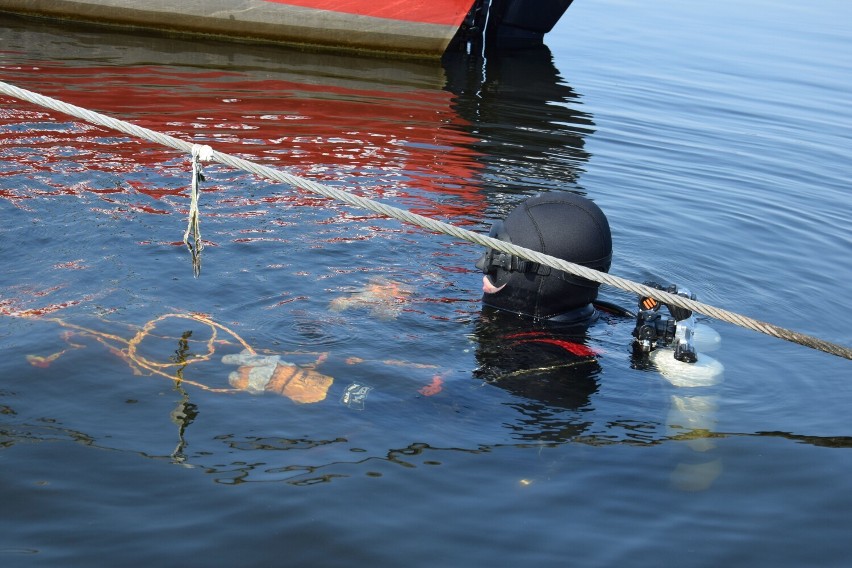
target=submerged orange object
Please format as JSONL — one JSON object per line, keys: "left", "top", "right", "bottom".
{"left": 26, "top": 351, "right": 66, "bottom": 368}
{"left": 229, "top": 362, "right": 333, "bottom": 403}
{"left": 418, "top": 375, "right": 443, "bottom": 396}
{"left": 329, "top": 277, "right": 412, "bottom": 320}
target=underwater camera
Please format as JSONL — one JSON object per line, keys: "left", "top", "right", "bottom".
{"left": 632, "top": 282, "right": 698, "bottom": 364}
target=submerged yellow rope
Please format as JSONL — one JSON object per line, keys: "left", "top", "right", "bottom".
{"left": 41, "top": 313, "right": 255, "bottom": 393}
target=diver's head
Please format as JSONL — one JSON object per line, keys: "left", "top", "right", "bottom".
{"left": 475, "top": 192, "right": 612, "bottom": 320}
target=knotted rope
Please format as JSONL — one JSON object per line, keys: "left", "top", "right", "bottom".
{"left": 184, "top": 143, "right": 212, "bottom": 276}
{"left": 1, "top": 80, "right": 850, "bottom": 360}
{"left": 39, "top": 313, "right": 255, "bottom": 392}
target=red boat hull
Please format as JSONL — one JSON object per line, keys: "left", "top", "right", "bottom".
{"left": 0, "top": 0, "right": 476, "bottom": 57}
{"left": 262, "top": 0, "right": 472, "bottom": 26}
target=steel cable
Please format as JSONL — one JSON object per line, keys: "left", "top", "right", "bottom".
{"left": 2, "top": 80, "right": 850, "bottom": 360}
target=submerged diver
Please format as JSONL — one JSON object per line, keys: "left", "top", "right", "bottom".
{"left": 471, "top": 192, "right": 620, "bottom": 406}
{"left": 473, "top": 191, "right": 703, "bottom": 388}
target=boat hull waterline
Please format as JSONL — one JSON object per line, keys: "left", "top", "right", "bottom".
{"left": 0, "top": 0, "right": 475, "bottom": 57}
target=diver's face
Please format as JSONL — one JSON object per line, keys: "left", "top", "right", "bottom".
{"left": 482, "top": 273, "right": 506, "bottom": 294}
{"left": 475, "top": 248, "right": 509, "bottom": 294}
{"left": 475, "top": 220, "right": 512, "bottom": 295}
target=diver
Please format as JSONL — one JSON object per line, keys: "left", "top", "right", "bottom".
{"left": 473, "top": 191, "right": 702, "bottom": 376}
{"left": 471, "top": 192, "right": 615, "bottom": 408}
{"left": 474, "top": 191, "right": 724, "bottom": 478}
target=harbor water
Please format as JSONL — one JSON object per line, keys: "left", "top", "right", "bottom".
{"left": 1, "top": 0, "right": 851, "bottom": 566}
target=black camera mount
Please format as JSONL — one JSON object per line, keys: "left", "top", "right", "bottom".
{"left": 632, "top": 282, "right": 698, "bottom": 364}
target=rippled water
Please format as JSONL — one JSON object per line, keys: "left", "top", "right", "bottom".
{"left": 2, "top": 1, "right": 851, "bottom": 566}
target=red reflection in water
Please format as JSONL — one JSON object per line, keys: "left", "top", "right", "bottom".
{"left": 0, "top": 285, "right": 97, "bottom": 318}
{"left": 1, "top": 59, "right": 485, "bottom": 222}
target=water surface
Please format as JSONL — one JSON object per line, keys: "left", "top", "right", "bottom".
{"left": 1, "top": 1, "right": 851, "bottom": 566}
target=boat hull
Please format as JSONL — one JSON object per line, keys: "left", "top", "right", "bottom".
{"left": 0, "top": 0, "right": 475, "bottom": 57}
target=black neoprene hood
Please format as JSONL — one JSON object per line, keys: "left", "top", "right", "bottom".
{"left": 478, "top": 192, "right": 612, "bottom": 320}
